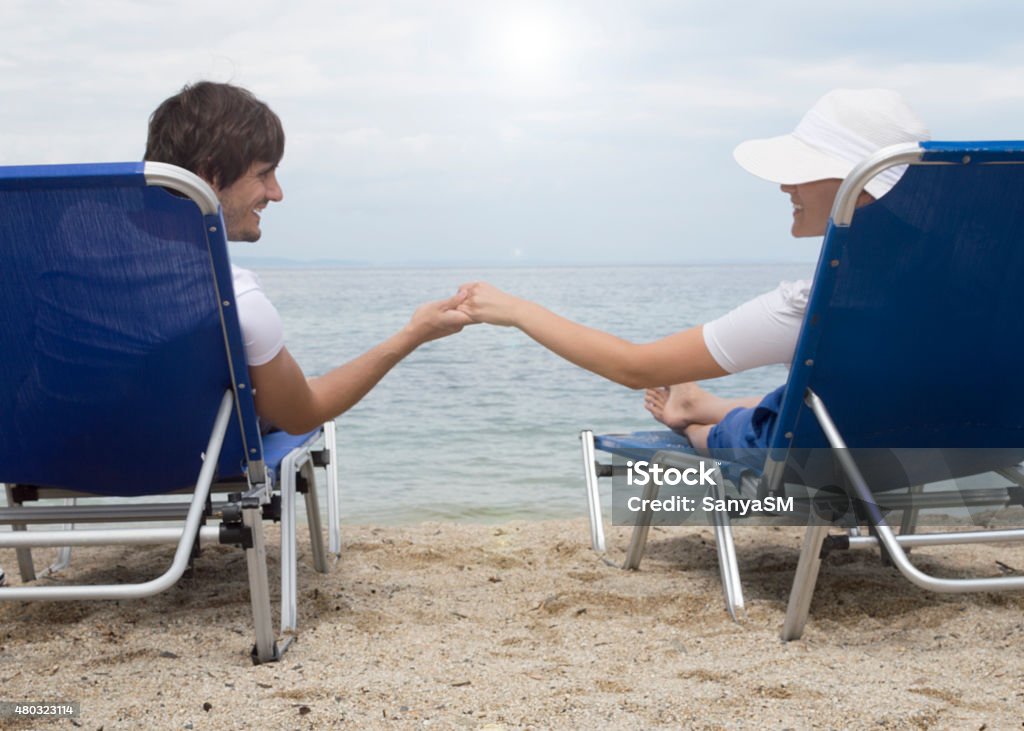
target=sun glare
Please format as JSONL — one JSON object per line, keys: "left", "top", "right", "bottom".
{"left": 500, "top": 14, "right": 558, "bottom": 71}
{"left": 489, "top": 10, "right": 569, "bottom": 85}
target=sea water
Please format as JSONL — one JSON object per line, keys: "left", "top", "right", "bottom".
{"left": 257, "top": 264, "right": 811, "bottom": 524}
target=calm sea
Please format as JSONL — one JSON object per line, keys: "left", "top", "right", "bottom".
{"left": 256, "top": 264, "right": 812, "bottom": 524}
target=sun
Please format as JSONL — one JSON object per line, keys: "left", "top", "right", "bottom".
{"left": 489, "top": 10, "right": 568, "bottom": 84}
{"left": 499, "top": 13, "right": 560, "bottom": 73}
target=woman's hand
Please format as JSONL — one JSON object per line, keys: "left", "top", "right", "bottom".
{"left": 457, "top": 281, "right": 528, "bottom": 327}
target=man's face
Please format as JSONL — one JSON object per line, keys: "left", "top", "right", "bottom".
{"left": 212, "top": 161, "right": 283, "bottom": 242}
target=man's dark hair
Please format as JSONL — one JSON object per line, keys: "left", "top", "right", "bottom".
{"left": 144, "top": 81, "right": 285, "bottom": 189}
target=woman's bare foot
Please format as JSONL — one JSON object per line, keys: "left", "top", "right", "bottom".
{"left": 645, "top": 386, "right": 678, "bottom": 430}
{"left": 644, "top": 383, "right": 701, "bottom": 432}
{"left": 644, "top": 382, "right": 755, "bottom": 433}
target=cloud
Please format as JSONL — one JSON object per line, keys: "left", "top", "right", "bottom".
{"left": 3, "top": 0, "right": 1023, "bottom": 261}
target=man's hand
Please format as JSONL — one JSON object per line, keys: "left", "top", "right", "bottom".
{"left": 456, "top": 282, "right": 526, "bottom": 327}
{"left": 406, "top": 290, "right": 475, "bottom": 344}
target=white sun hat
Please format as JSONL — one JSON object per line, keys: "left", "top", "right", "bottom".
{"left": 733, "top": 88, "right": 931, "bottom": 198}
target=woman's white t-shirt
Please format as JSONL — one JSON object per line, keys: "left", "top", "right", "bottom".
{"left": 702, "top": 280, "right": 810, "bottom": 373}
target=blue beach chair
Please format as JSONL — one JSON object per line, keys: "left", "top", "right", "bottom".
{"left": 0, "top": 162, "right": 340, "bottom": 662}
{"left": 581, "top": 141, "right": 1024, "bottom": 637}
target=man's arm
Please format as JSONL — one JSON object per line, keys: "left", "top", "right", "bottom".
{"left": 250, "top": 292, "right": 471, "bottom": 434}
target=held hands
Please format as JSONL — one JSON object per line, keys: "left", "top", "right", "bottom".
{"left": 407, "top": 290, "right": 475, "bottom": 344}
{"left": 406, "top": 281, "right": 526, "bottom": 346}
{"left": 455, "top": 281, "right": 525, "bottom": 327}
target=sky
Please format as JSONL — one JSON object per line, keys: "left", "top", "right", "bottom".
{"left": 2, "top": 0, "right": 1023, "bottom": 265}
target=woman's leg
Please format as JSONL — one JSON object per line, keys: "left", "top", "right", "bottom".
{"left": 680, "top": 423, "right": 713, "bottom": 453}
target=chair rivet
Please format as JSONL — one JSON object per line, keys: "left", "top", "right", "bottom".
{"left": 830, "top": 259, "right": 839, "bottom": 268}
{"left": 962, "top": 155, "right": 971, "bottom": 164}
{"left": 238, "top": 383, "right": 247, "bottom": 389}
{"left": 785, "top": 432, "right": 793, "bottom": 439}
{"left": 222, "top": 300, "right": 231, "bottom": 307}
{"left": 805, "top": 359, "right": 814, "bottom": 366}
{"left": 250, "top": 448, "right": 258, "bottom": 454}
{"left": 209, "top": 226, "right": 217, "bottom": 232}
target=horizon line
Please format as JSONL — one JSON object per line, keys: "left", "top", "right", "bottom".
{"left": 231, "top": 256, "right": 819, "bottom": 270}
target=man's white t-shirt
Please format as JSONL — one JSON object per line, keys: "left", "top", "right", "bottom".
{"left": 231, "top": 266, "right": 285, "bottom": 366}
{"left": 702, "top": 280, "right": 810, "bottom": 373}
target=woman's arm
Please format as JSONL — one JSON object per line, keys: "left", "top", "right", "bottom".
{"left": 458, "top": 282, "right": 727, "bottom": 389}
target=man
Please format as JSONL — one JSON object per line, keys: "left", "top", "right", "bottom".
{"left": 145, "top": 81, "right": 471, "bottom": 433}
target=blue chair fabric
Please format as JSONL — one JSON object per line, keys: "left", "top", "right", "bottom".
{"left": 0, "top": 162, "right": 261, "bottom": 495}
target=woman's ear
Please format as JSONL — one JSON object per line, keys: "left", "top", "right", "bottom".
{"left": 856, "top": 191, "right": 877, "bottom": 208}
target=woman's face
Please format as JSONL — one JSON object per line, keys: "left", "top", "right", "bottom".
{"left": 780, "top": 179, "right": 842, "bottom": 237}
{"left": 780, "top": 179, "right": 875, "bottom": 237}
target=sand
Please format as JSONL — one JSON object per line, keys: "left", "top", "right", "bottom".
{"left": 1, "top": 519, "right": 1023, "bottom": 730}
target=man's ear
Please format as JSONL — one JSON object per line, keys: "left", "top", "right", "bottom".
{"left": 196, "top": 160, "right": 220, "bottom": 192}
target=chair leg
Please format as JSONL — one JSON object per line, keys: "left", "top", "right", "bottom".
{"left": 710, "top": 471, "right": 745, "bottom": 620}
{"left": 243, "top": 504, "right": 281, "bottom": 664}
{"left": 5, "top": 485, "right": 36, "bottom": 582}
{"left": 279, "top": 451, "right": 299, "bottom": 635}
{"left": 781, "top": 522, "right": 831, "bottom": 641}
{"left": 580, "top": 431, "right": 606, "bottom": 554}
{"left": 44, "top": 498, "right": 76, "bottom": 576}
{"left": 898, "top": 484, "right": 924, "bottom": 534}
{"left": 301, "top": 460, "right": 328, "bottom": 574}
{"left": 279, "top": 448, "right": 329, "bottom": 636}
{"left": 898, "top": 484, "right": 925, "bottom": 535}
{"left": 623, "top": 479, "right": 659, "bottom": 570}
{"left": 322, "top": 421, "right": 341, "bottom": 557}
{"left": 13, "top": 537, "right": 35, "bottom": 581}
{"left": 4, "top": 490, "right": 76, "bottom": 580}
{"left": 47, "top": 546, "right": 74, "bottom": 575}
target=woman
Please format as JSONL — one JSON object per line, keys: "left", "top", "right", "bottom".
{"left": 458, "top": 89, "right": 930, "bottom": 461}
